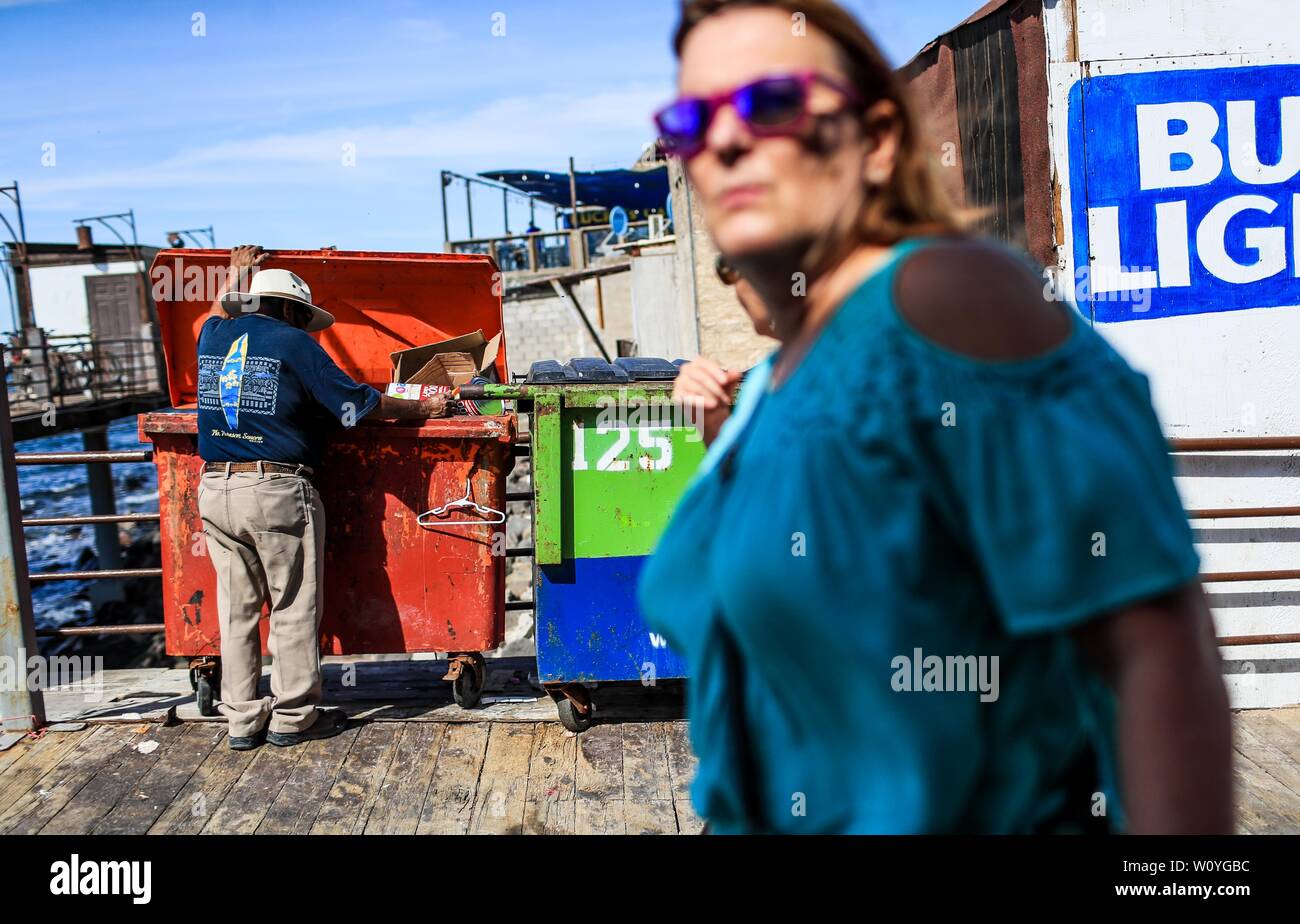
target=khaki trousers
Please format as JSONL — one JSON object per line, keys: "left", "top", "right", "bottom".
{"left": 197, "top": 467, "right": 326, "bottom": 737}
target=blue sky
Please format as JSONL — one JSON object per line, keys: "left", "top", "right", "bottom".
{"left": 2, "top": 0, "right": 980, "bottom": 325}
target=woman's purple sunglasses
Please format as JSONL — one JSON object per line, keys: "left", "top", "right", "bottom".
{"left": 654, "top": 70, "right": 863, "bottom": 159}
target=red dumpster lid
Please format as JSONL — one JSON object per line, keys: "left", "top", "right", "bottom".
{"left": 149, "top": 249, "right": 508, "bottom": 407}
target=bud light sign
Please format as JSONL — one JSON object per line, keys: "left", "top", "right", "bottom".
{"left": 1068, "top": 63, "right": 1300, "bottom": 322}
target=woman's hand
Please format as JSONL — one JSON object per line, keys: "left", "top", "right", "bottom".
{"left": 673, "top": 358, "right": 742, "bottom": 447}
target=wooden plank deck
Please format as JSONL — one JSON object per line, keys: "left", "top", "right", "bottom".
{"left": 0, "top": 719, "right": 703, "bottom": 835}
{"left": 2, "top": 666, "right": 1298, "bottom": 833}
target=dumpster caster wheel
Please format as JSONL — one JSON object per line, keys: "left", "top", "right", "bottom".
{"left": 196, "top": 676, "right": 217, "bottom": 717}
{"left": 555, "top": 697, "right": 593, "bottom": 733}
{"left": 189, "top": 659, "right": 221, "bottom": 718}
{"left": 449, "top": 653, "right": 486, "bottom": 708}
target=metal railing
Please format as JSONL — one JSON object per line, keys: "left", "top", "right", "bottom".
{"left": 4, "top": 335, "right": 163, "bottom": 417}
{"left": 15, "top": 449, "right": 163, "bottom": 588}
{"left": 10, "top": 445, "right": 539, "bottom": 647}
{"left": 1173, "top": 436, "right": 1300, "bottom": 645}
{"left": 448, "top": 221, "right": 654, "bottom": 274}
{"left": 2, "top": 433, "right": 1298, "bottom": 732}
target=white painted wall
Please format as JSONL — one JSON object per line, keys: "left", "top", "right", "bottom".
{"left": 27, "top": 259, "right": 146, "bottom": 337}
{"left": 1043, "top": 0, "right": 1300, "bottom": 707}
{"left": 1072, "top": 0, "right": 1300, "bottom": 61}
{"left": 631, "top": 242, "right": 698, "bottom": 361}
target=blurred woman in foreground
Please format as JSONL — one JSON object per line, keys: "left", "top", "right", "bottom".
{"left": 637, "top": 0, "right": 1231, "bottom": 834}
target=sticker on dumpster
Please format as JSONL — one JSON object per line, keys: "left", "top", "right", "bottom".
{"left": 1068, "top": 63, "right": 1300, "bottom": 322}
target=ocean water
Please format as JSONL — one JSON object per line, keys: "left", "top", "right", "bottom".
{"left": 16, "top": 415, "right": 159, "bottom": 630}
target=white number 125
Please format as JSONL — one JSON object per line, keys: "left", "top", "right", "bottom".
{"left": 572, "top": 422, "right": 673, "bottom": 472}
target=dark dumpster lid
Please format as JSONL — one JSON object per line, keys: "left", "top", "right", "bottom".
{"left": 526, "top": 360, "right": 578, "bottom": 383}
{"left": 150, "top": 249, "right": 508, "bottom": 407}
{"left": 526, "top": 356, "right": 683, "bottom": 384}
{"left": 568, "top": 358, "right": 631, "bottom": 383}
{"left": 614, "top": 357, "right": 679, "bottom": 381}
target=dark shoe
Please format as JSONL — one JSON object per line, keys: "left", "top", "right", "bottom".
{"left": 266, "top": 708, "right": 349, "bottom": 747}
{"left": 228, "top": 728, "right": 266, "bottom": 751}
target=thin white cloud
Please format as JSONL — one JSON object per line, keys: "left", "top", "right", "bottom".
{"left": 394, "top": 17, "right": 454, "bottom": 43}
{"left": 22, "top": 83, "right": 665, "bottom": 197}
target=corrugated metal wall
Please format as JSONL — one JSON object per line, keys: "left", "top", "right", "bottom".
{"left": 951, "top": 5, "right": 1027, "bottom": 250}
{"left": 901, "top": 0, "right": 1053, "bottom": 266}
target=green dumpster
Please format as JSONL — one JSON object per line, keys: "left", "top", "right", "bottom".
{"left": 467, "top": 357, "right": 707, "bottom": 730}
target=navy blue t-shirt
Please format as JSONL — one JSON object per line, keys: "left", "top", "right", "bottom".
{"left": 196, "top": 314, "right": 381, "bottom": 467}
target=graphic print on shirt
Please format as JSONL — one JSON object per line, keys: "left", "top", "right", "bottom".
{"left": 218, "top": 334, "right": 247, "bottom": 428}
{"left": 198, "top": 333, "right": 282, "bottom": 431}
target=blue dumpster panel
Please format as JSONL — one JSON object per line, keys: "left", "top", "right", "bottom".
{"left": 535, "top": 555, "right": 688, "bottom": 683}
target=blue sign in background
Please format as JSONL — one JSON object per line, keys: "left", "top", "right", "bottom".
{"left": 1069, "top": 63, "right": 1300, "bottom": 322}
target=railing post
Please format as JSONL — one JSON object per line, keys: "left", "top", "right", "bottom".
{"left": 29, "top": 327, "right": 51, "bottom": 405}
{"left": 82, "top": 427, "right": 125, "bottom": 604}
{"left": 0, "top": 383, "right": 45, "bottom": 733}
{"left": 90, "top": 336, "right": 103, "bottom": 403}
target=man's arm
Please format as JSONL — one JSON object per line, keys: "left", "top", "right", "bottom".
{"left": 373, "top": 393, "right": 450, "bottom": 420}
{"left": 207, "top": 244, "right": 270, "bottom": 320}
{"left": 1072, "top": 583, "right": 1233, "bottom": 833}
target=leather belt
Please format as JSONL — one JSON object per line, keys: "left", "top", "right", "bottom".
{"left": 202, "top": 461, "right": 313, "bottom": 479}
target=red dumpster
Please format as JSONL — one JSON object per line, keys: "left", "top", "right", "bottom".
{"left": 139, "top": 249, "right": 515, "bottom": 709}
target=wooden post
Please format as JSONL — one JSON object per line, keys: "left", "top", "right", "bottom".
{"left": 0, "top": 383, "right": 45, "bottom": 734}
{"left": 466, "top": 181, "right": 475, "bottom": 239}
{"left": 440, "top": 171, "right": 451, "bottom": 249}
{"left": 568, "top": 157, "right": 584, "bottom": 270}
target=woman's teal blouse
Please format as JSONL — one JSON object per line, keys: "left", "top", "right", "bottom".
{"left": 635, "top": 238, "right": 1201, "bottom": 834}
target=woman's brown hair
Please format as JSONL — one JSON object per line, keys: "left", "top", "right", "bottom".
{"left": 673, "top": 0, "right": 963, "bottom": 245}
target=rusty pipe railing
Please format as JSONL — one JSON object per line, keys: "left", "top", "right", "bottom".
{"left": 35, "top": 623, "right": 165, "bottom": 638}
{"left": 16, "top": 450, "right": 163, "bottom": 667}
{"left": 1218, "top": 633, "right": 1300, "bottom": 647}
{"left": 14, "top": 450, "right": 152, "bottom": 465}
{"left": 1172, "top": 436, "right": 1300, "bottom": 646}
{"left": 29, "top": 568, "right": 163, "bottom": 583}
{"left": 23, "top": 512, "right": 160, "bottom": 527}
{"left": 1177, "top": 436, "right": 1300, "bottom": 603}
{"left": 1188, "top": 506, "right": 1300, "bottom": 519}
{"left": 1201, "top": 569, "right": 1300, "bottom": 583}
{"left": 1170, "top": 436, "right": 1300, "bottom": 451}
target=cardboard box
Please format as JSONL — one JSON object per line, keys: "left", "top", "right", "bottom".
{"left": 390, "top": 329, "right": 502, "bottom": 388}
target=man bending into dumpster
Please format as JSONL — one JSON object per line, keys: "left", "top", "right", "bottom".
{"left": 197, "top": 244, "right": 445, "bottom": 750}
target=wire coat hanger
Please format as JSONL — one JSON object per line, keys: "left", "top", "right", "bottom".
{"left": 417, "top": 476, "right": 505, "bottom": 528}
